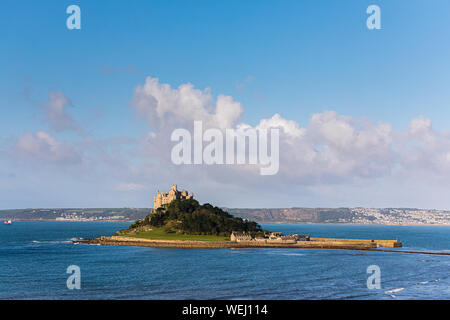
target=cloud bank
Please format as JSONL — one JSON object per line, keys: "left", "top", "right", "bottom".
{"left": 5, "top": 77, "right": 450, "bottom": 208}
{"left": 131, "top": 77, "right": 450, "bottom": 187}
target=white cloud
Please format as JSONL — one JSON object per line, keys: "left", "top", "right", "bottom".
{"left": 409, "top": 115, "right": 432, "bottom": 135}
{"left": 239, "top": 110, "right": 394, "bottom": 183}
{"left": 309, "top": 111, "right": 357, "bottom": 149}
{"left": 130, "top": 77, "right": 450, "bottom": 187}
{"left": 132, "top": 76, "right": 243, "bottom": 130}
{"left": 42, "top": 91, "right": 81, "bottom": 133}
{"left": 401, "top": 116, "right": 450, "bottom": 177}
{"left": 15, "top": 131, "right": 81, "bottom": 164}
{"left": 254, "top": 113, "right": 305, "bottom": 138}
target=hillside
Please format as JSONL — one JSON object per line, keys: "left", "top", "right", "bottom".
{"left": 121, "top": 199, "right": 264, "bottom": 237}
{"left": 227, "top": 208, "right": 354, "bottom": 224}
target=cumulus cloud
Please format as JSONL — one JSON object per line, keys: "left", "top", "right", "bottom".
{"left": 42, "top": 91, "right": 81, "bottom": 133}
{"left": 15, "top": 131, "right": 81, "bottom": 164}
{"left": 132, "top": 76, "right": 243, "bottom": 130}
{"left": 409, "top": 115, "right": 432, "bottom": 135}
{"left": 401, "top": 116, "right": 450, "bottom": 177}
{"left": 253, "top": 113, "right": 305, "bottom": 138}
{"left": 243, "top": 110, "right": 394, "bottom": 183}
{"left": 130, "top": 77, "right": 450, "bottom": 189}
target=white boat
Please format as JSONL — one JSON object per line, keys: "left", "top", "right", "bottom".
{"left": 3, "top": 220, "right": 12, "bottom": 225}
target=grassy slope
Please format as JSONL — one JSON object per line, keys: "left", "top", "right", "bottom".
{"left": 121, "top": 228, "right": 230, "bottom": 241}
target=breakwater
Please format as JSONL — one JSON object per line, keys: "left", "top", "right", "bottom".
{"left": 76, "top": 235, "right": 382, "bottom": 250}
{"left": 310, "top": 237, "right": 402, "bottom": 248}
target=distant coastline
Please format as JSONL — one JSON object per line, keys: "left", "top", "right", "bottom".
{"left": 5, "top": 219, "right": 134, "bottom": 222}
{"left": 2, "top": 206, "right": 450, "bottom": 226}
{"left": 5, "top": 219, "right": 450, "bottom": 227}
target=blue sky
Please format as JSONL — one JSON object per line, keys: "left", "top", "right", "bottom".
{"left": 1, "top": 1, "right": 450, "bottom": 209}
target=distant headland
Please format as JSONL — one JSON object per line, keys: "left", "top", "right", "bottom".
{"left": 2, "top": 204, "right": 450, "bottom": 226}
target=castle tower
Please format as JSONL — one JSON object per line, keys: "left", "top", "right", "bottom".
{"left": 153, "top": 185, "right": 194, "bottom": 210}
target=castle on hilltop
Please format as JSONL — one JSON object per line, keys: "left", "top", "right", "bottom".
{"left": 153, "top": 184, "right": 194, "bottom": 209}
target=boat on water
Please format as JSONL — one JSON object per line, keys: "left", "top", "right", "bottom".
{"left": 3, "top": 220, "right": 12, "bottom": 225}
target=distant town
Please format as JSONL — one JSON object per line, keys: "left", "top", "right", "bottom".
{"left": 1, "top": 207, "right": 450, "bottom": 225}
{"left": 0, "top": 208, "right": 148, "bottom": 222}
{"left": 228, "top": 207, "right": 450, "bottom": 225}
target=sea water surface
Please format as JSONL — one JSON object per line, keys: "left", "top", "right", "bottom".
{"left": 0, "top": 221, "right": 449, "bottom": 299}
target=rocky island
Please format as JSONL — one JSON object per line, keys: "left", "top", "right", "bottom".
{"left": 76, "top": 185, "right": 402, "bottom": 250}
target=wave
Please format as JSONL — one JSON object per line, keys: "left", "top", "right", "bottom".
{"left": 417, "top": 278, "right": 441, "bottom": 285}
{"left": 262, "top": 250, "right": 305, "bottom": 256}
{"left": 384, "top": 288, "right": 404, "bottom": 294}
{"left": 31, "top": 240, "right": 72, "bottom": 244}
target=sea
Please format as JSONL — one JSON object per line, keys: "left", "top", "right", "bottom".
{"left": 0, "top": 221, "right": 449, "bottom": 300}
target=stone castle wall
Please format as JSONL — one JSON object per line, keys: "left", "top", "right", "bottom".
{"left": 153, "top": 184, "right": 193, "bottom": 209}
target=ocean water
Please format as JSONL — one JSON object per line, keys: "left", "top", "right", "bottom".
{"left": 0, "top": 221, "right": 449, "bottom": 300}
